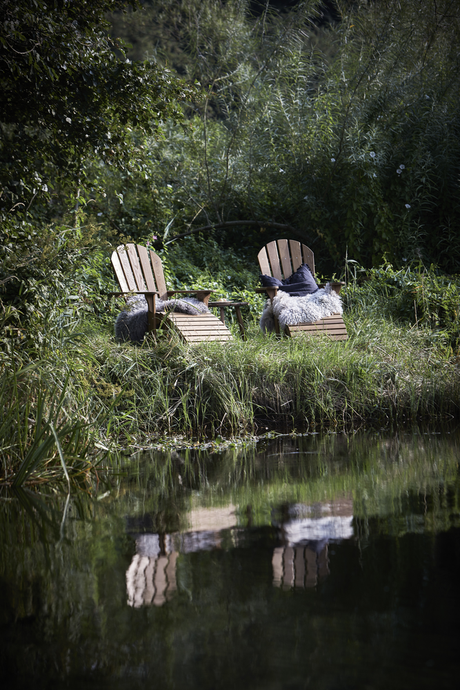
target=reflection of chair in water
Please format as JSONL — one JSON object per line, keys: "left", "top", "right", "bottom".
{"left": 126, "top": 534, "right": 178, "bottom": 607}
{"left": 272, "top": 499, "right": 354, "bottom": 590}
{"left": 126, "top": 506, "right": 238, "bottom": 607}
{"left": 272, "top": 543, "right": 329, "bottom": 589}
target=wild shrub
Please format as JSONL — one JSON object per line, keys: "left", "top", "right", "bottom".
{"left": 344, "top": 261, "right": 460, "bottom": 349}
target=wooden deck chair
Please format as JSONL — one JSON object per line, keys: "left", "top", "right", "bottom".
{"left": 257, "top": 239, "right": 348, "bottom": 340}
{"left": 111, "top": 244, "right": 232, "bottom": 343}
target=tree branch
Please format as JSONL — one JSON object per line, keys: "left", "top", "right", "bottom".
{"left": 164, "top": 220, "right": 301, "bottom": 245}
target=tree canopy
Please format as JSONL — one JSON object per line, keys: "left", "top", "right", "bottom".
{"left": 2, "top": 0, "right": 460, "bottom": 320}
{"left": 0, "top": 0, "right": 195, "bottom": 216}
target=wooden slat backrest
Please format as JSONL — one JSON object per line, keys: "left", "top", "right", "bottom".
{"left": 257, "top": 239, "right": 316, "bottom": 279}
{"left": 267, "top": 242, "right": 283, "bottom": 281}
{"left": 278, "top": 239, "right": 292, "bottom": 278}
{"left": 111, "top": 249, "right": 130, "bottom": 292}
{"left": 127, "top": 244, "right": 147, "bottom": 291}
{"left": 149, "top": 249, "right": 168, "bottom": 299}
{"left": 137, "top": 245, "right": 157, "bottom": 292}
{"left": 111, "top": 244, "right": 168, "bottom": 299}
{"left": 113, "top": 245, "right": 138, "bottom": 291}
{"left": 258, "top": 245, "right": 271, "bottom": 276}
{"left": 300, "top": 243, "right": 315, "bottom": 276}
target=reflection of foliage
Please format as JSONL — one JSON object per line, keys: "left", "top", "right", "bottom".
{"left": 111, "top": 430, "right": 460, "bottom": 530}
{"left": 1, "top": 431, "right": 460, "bottom": 686}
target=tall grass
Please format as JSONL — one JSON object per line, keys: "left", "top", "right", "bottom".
{"left": 2, "top": 259, "right": 460, "bottom": 485}
{"left": 0, "top": 328, "right": 107, "bottom": 487}
{"left": 88, "top": 312, "right": 460, "bottom": 446}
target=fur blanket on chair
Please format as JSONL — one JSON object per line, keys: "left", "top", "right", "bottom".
{"left": 115, "top": 295, "right": 210, "bottom": 343}
{"left": 260, "top": 283, "right": 343, "bottom": 333}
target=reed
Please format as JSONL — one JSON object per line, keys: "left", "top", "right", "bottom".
{"left": 0, "top": 352, "right": 106, "bottom": 487}
{"left": 87, "top": 312, "right": 460, "bottom": 446}
{"left": 2, "top": 274, "right": 460, "bottom": 485}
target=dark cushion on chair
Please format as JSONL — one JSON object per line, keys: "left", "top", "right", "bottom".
{"left": 260, "top": 274, "right": 283, "bottom": 288}
{"left": 260, "top": 263, "right": 319, "bottom": 296}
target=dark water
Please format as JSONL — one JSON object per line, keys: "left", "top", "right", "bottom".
{"left": 1, "top": 430, "right": 460, "bottom": 690}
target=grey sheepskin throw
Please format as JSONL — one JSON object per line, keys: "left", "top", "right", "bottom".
{"left": 260, "top": 283, "right": 343, "bottom": 333}
{"left": 115, "top": 295, "right": 210, "bottom": 343}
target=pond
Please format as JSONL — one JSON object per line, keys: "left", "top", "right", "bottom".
{"left": 1, "top": 429, "right": 460, "bottom": 690}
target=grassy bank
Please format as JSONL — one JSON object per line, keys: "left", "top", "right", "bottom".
{"left": 88, "top": 313, "right": 459, "bottom": 438}
{"left": 1, "top": 260, "right": 460, "bottom": 486}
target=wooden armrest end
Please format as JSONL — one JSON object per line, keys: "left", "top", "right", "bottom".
{"left": 167, "top": 289, "right": 213, "bottom": 296}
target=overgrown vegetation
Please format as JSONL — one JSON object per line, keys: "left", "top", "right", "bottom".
{"left": 1, "top": 0, "right": 460, "bottom": 486}
{"left": 2, "top": 243, "right": 460, "bottom": 486}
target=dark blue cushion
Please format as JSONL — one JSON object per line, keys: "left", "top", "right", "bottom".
{"left": 260, "top": 274, "right": 283, "bottom": 288}
{"left": 260, "top": 263, "right": 318, "bottom": 296}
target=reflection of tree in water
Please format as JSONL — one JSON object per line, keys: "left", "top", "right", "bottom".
{"left": 126, "top": 499, "right": 354, "bottom": 606}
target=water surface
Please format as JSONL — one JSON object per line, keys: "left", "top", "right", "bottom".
{"left": 1, "top": 430, "right": 460, "bottom": 689}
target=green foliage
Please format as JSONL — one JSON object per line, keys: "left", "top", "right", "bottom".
{"left": 343, "top": 260, "right": 460, "bottom": 349}
{"left": 82, "top": 311, "right": 460, "bottom": 444}
{"left": 0, "top": 0, "right": 194, "bottom": 209}
{"left": 81, "top": 0, "right": 457, "bottom": 278}
{"left": 2, "top": 0, "right": 460, "bottom": 483}
{"left": 0, "top": 0, "right": 196, "bottom": 319}
{"left": 2, "top": 247, "right": 460, "bottom": 483}
{"left": 0, "top": 360, "right": 104, "bottom": 487}
{"left": 157, "top": 236, "right": 265, "bottom": 315}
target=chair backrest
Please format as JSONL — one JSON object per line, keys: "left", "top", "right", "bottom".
{"left": 257, "top": 239, "right": 315, "bottom": 280}
{"left": 111, "top": 244, "right": 168, "bottom": 300}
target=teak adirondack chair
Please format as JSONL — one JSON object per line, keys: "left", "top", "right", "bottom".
{"left": 111, "top": 244, "right": 232, "bottom": 343}
{"left": 258, "top": 239, "right": 348, "bottom": 340}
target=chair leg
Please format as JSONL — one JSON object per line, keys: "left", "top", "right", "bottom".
{"left": 145, "top": 295, "right": 157, "bottom": 337}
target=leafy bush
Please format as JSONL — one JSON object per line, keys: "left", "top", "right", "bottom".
{"left": 344, "top": 261, "right": 460, "bottom": 350}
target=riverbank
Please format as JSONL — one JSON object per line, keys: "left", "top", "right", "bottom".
{"left": 3, "top": 313, "right": 460, "bottom": 486}
{"left": 2, "top": 261, "right": 460, "bottom": 486}
{"left": 90, "top": 313, "right": 460, "bottom": 439}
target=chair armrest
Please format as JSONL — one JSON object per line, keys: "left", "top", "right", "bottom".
{"left": 255, "top": 287, "right": 279, "bottom": 299}
{"left": 317, "top": 281, "right": 345, "bottom": 295}
{"left": 103, "top": 290, "right": 160, "bottom": 297}
{"left": 167, "top": 289, "right": 213, "bottom": 306}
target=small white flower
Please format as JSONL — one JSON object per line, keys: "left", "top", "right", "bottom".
{"left": 373, "top": 173, "right": 377, "bottom": 178}
{"left": 370, "top": 151, "right": 376, "bottom": 158}
{"left": 65, "top": 116, "right": 71, "bottom": 124}
{"left": 97, "top": 212, "right": 103, "bottom": 216}
{"left": 399, "top": 164, "right": 405, "bottom": 170}
{"left": 41, "top": 184, "right": 48, "bottom": 192}
{"left": 405, "top": 204, "right": 411, "bottom": 209}
{"left": 397, "top": 169, "right": 402, "bottom": 174}
{"left": 279, "top": 168, "right": 285, "bottom": 173}
{"left": 331, "top": 158, "right": 336, "bottom": 163}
